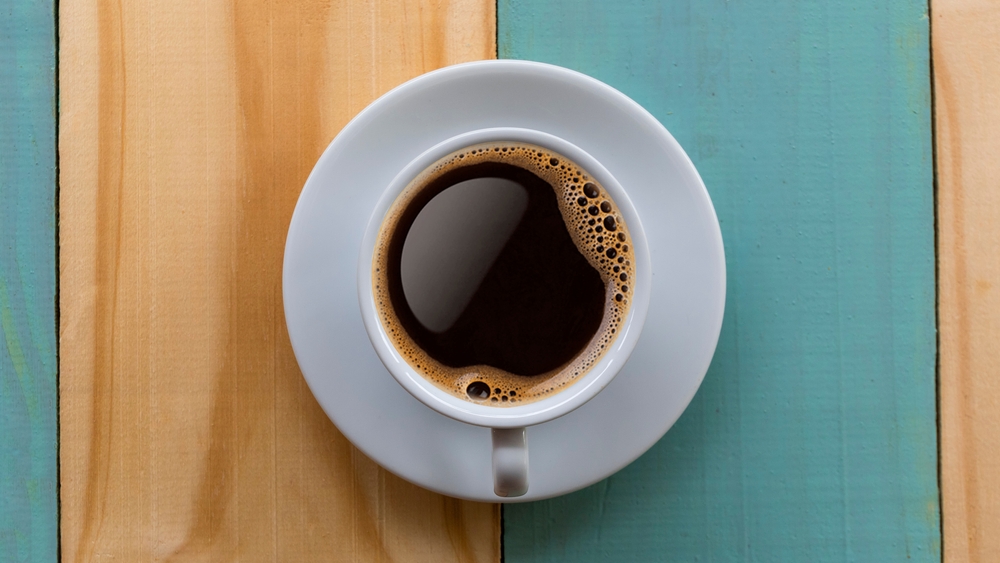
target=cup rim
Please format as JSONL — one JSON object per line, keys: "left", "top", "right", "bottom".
{"left": 357, "top": 127, "right": 652, "bottom": 428}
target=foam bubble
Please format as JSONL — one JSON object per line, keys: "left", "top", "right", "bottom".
{"left": 372, "top": 142, "right": 636, "bottom": 406}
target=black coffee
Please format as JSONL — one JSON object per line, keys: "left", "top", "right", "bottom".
{"left": 372, "top": 142, "right": 634, "bottom": 405}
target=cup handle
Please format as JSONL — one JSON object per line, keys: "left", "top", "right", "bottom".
{"left": 491, "top": 427, "right": 528, "bottom": 498}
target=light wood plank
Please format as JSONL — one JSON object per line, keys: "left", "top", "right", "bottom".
{"left": 58, "top": 0, "right": 497, "bottom": 561}
{"left": 0, "top": 0, "right": 58, "bottom": 560}
{"left": 935, "top": 1, "right": 1000, "bottom": 561}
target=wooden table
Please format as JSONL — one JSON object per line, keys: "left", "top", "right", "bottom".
{"left": 1, "top": 0, "right": 997, "bottom": 561}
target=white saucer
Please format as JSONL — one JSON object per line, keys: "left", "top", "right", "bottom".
{"left": 283, "top": 60, "right": 725, "bottom": 502}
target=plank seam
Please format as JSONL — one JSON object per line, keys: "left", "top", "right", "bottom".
{"left": 927, "top": 0, "right": 944, "bottom": 560}
{"left": 54, "top": 0, "right": 64, "bottom": 559}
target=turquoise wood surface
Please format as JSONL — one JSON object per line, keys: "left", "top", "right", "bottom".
{"left": 501, "top": 0, "right": 938, "bottom": 561}
{"left": 0, "top": 0, "right": 59, "bottom": 561}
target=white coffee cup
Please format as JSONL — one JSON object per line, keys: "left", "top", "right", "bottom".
{"left": 357, "top": 127, "right": 651, "bottom": 498}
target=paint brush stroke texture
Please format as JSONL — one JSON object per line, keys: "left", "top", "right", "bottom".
{"left": 500, "top": 0, "right": 939, "bottom": 561}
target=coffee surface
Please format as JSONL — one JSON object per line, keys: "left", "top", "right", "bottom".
{"left": 372, "top": 142, "right": 634, "bottom": 405}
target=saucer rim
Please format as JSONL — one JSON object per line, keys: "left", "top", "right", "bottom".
{"left": 283, "top": 59, "right": 726, "bottom": 502}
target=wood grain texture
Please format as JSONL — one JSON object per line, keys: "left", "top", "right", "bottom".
{"left": 934, "top": 1, "right": 1000, "bottom": 561}
{"left": 0, "top": 0, "right": 59, "bottom": 561}
{"left": 58, "top": 0, "right": 497, "bottom": 561}
{"left": 501, "top": 0, "right": 939, "bottom": 561}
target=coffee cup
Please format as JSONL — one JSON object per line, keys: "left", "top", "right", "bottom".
{"left": 357, "top": 127, "right": 651, "bottom": 498}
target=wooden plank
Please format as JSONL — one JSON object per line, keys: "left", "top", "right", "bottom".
{"left": 0, "top": 0, "right": 59, "bottom": 560}
{"left": 58, "top": 0, "right": 498, "bottom": 561}
{"left": 934, "top": 1, "right": 1000, "bottom": 561}
{"left": 500, "top": 0, "right": 939, "bottom": 561}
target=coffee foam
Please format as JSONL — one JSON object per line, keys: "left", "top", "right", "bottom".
{"left": 372, "top": 142, "right": 635, "bottom": 406}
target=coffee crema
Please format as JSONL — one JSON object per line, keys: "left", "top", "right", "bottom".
{"left": 372, "top": 142, "right": 635, "bottom": 406}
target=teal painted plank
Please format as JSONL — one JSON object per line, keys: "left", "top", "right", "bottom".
{"left": 0, "top": 0, "right": 59, "bottom": 561}
{"left": 501, "top": 1, "right": 938, "bottom": 561}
